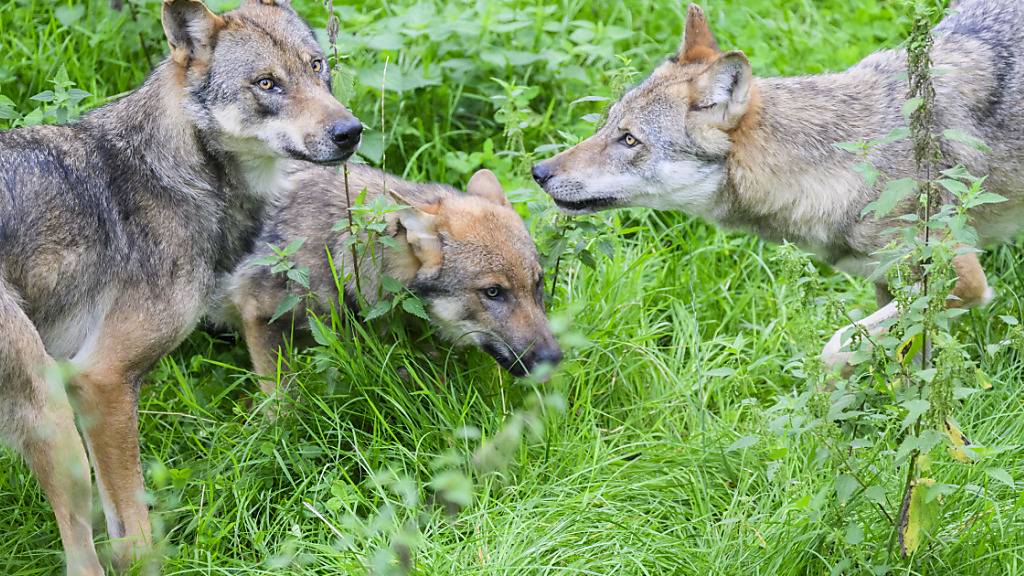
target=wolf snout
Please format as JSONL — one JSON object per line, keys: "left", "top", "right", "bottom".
{"left": 329, "top": 118, "right": 363, "bottom": 153}
{"left": 531, "top": 161, "right": 554, "bottom": 187}
{"left": 527, "top": 343, "right": 564, "bottom": 368}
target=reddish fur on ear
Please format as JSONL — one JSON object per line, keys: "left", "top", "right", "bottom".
{"left": 162, "top": 0, "right": 225, "bottom": 67}
{"left": 679, "top": 3, "right": 720, "bottom": 64}
{"left": 466, "top": 169, "right": 511, "bottom": 208}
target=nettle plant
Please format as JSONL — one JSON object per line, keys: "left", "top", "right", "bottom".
{"left": 773, "top": 3, "right": 1015, "bottom": 571}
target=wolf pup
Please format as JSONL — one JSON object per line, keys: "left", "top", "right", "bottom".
{"left": 217, "top": 166, "right": 563, "bottom": 394}
{"left": 533, "top": 0, "right": 1023, "bottom": 370}
{"left": 0, "top": 1, "right": 360, "bottom": 573}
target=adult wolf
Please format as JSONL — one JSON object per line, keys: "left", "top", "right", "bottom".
{"left": 533, "top": 0, "right": 1022, "bottom": 369}
{"left": 215, "top": 166, "right": 562, "bottom": 399}
{"left": 0, "top": 0, "right": 360, "bottom": 573}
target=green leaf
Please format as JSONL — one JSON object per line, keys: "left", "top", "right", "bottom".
{"left": 863, "top": 178, "right": 917, "bottom": 218}
{"left": 725, "top": 435, "right": 758, "bottom": 453}
{"left": 401, "top": 296, "right": 430, "bottom": 320}
{"left": 380, "top": 275, "right": 404, "bottom": 294}
{"left": 845, "top": 521, "right": 864, "bottom": 545}
{"left": 901, "top": 399, "right": 930, "bottom": 430}
{"left": 986, "top": 467, "right": 1014, "bottom": 488}
{"left": 287, "top": 266, "right": 310, "bottom": 289}
{"left": 900, "top": 478, "right": 938, "bottom": 557}
{"left": 55, "top": 5, "right": 86, "bottom": 27}
{"left": 835, "top": 474, "right": 858, "bottom": 505}
{"left": 864, "top": 485, "right": 888, "bottom": 505}
{"left": 269, "top": 294, "right": 301, "bottom": 323}
{"left": 281, "top": 237, "right": 307, "bottom": 256}
{"left": 901, "top": 97, "right": 922, "bottom": 119}
{"left": 363, "top": 299, "right": 391, "bottom": 321}
{"left": 942, "top": 128, "right": 992, "bottom": 153}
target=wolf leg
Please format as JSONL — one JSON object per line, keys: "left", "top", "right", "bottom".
{"left": 74, "top": 359, "right": 151, "bottom": 573}
{"left": 822, "top": 252, "right": 994, "bottom": 372}
{"left": 0, "top": 283, "right": 103, "bottom": 576}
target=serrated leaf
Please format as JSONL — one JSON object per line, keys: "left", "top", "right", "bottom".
{"left": 269, "top": 294, "right": 301, "bottom": 323}
{"left": 864, "top": 178, "right": 917, "bottom": 218}
{"left": 986, "top": 467, "right": 1014, "bottom": 488}
{"left": 380, "top": 275, "right": 404, "bottom": 294}
{"left": 999, "top": 315, "right": 1019, "bottom": 326}
{"left": 287, "top": 266, "right": 310, "bottom": 289}
{"left": 942, "top": 128, "right": 992, "bottom": 153}
{"left": 901, "top": 399, "right": 930, "bottom": 430}
{"left": 401, "top": 296, "right": 430, "bottom": 320}
{"left": 363, "top": 299, "right": 391, "bottom": 321}
{"left": 280, "top": 237, "right": 307, "bottom": 256}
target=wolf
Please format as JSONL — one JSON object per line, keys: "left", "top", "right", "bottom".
{"left": 214, "top": 165, "right": 563, "bottom": 396}
{"left": 533, "top": 0, "right": 1023, "bottom": 370}
{"left": 0, "top": 0, "right": 360, "bottom": 573}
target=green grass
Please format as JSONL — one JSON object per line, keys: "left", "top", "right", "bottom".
{"left": 1, "top": 0, "right": 1024, "bottom": 574}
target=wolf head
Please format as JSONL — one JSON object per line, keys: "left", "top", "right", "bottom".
{"left": 162, "top": 0, "right": 362, "bottom": 165}
{"left": 392, "top": 170, "right": 562, "bottom": 377}
{"left": 533, "top": 4, "right": 753, "bottom": 217}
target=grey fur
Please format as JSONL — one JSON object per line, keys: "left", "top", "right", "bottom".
{"left": 216, "top": 163, "right": 562, "bottom": 387}
{"left": 0, "top": 1, "right": 358, "bottom": 573}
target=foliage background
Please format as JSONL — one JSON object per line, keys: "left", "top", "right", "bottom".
{"left": 0, "top": 0, "right": 1022, "bottom": 574}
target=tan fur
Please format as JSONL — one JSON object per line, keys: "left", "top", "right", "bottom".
{"left": 535, "top": 1, "right": 1024, "bottom": 374}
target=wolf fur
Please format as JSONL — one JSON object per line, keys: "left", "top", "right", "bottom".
{"left": 214, "top": 164, "right": 562, "bottom": 394}
{"left": 533, "top": 0, "right": 1022, "bottom": 369}
{"left": 0, "top": 0, "right": 360, "bottom": 573}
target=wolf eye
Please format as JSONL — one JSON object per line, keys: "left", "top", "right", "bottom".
{"left": 256, "top": 78, "right": 277, "bottom": 91}
{"left": 481, "top": 286, "right": 505, "bottom": 300}
{"left": 311, "top": 59, "right": 325, "bottom": 74}
{"left": 621, "top": 133, "right": 640, "bottom": 148}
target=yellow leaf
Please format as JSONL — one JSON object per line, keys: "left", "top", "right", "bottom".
{"left": 900, "top": 478, "right": 937, "bottom": 557}
{"left": 945, "top": 418, "right": 973, "bottom": 463}
{"left": 976, "top": 368, "right": 993, "bottom": 390}
{"left": 897, "top": 335, "right": 923, "bottom": 366}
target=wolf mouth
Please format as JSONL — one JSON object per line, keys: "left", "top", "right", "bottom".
{"left": 483, "top": 342, "right": 529, "bottom": 377}
{"left": 552, "top": 196, "right": 620, "bottom": 212}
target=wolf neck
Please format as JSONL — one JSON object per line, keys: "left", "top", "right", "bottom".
{"left": 720, "top": 70, "right": 895, "bottom": 260}
{"left": 85, "top": 62, "right": 279, "bottom": 268}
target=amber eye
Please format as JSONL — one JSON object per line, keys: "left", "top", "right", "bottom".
{"left": 621, "top": 133, "right": 639, "bottom": 148}
{"left": 256, "top": 77, "right": 277, "bottom": 91}
{"left": 482, "top": 286, "right": 504, "bottom": 300}
{"left": 311, "top": 59, "right": 325, "bottom": 74}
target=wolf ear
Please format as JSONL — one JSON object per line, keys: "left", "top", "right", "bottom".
{"left": 393, "top": 193, "right": 444, "bottom": 278}
{"left": 691, "top": 51, "right": 752, "bottom": 129}
{"left": 677, "top": 3, "right": 720, "bottom": 63}
{"left": 162, "top": 0, "right": 224, "bottom": 67}
{"left": 466, "top": 169, "right": 511, "bottom": 208}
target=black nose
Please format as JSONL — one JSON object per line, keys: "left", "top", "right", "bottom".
{"left": 529, "top": 344, "right": 563, "bottom": 369}
{"left": 329, "top": 118, "right": 363, "bottom": 150}
{"left": 532, "top": 162, "right": 553, "bottom": 187}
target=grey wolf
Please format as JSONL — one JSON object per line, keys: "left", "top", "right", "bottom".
{"left": 215, "top": 165, "right": 563, "bottom": 396}
{"left": 0, "top": 0, "right": 360, "bottom": 573}
{"left": 533, "top": 0, "right": 1022, "bottom": 369}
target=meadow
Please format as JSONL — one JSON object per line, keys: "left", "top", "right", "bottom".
{"left": 1, "top": 0, "right": 1023, "bottom": 574}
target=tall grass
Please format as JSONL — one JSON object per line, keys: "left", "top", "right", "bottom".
{"left": 0, "top": 0, "right": 1022, "bottom": 574}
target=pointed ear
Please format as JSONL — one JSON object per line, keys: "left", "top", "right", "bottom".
{"left": 678, "top": 4, "right": 720, "bottom": 63}
{"left": 466, "top": 169, "right": 511, "bottom": 208}
{"left": 162, "top": 0, "right": 224, "bottom": 67}
{"left": 394, "top": 200, "right": 444, "bottom": 278}
{"left": 691, "top": 51, "right": 752, "bottom": 129}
